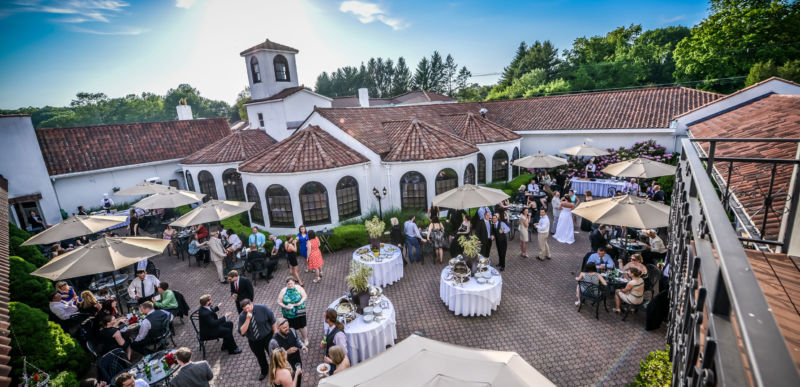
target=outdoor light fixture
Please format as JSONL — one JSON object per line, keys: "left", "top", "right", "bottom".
{"left": 373, "top": 186, "right": 387, "bottom": 219}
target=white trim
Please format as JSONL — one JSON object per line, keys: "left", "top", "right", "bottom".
{"left": 244, "top": 89, "right": 333, "bottom": 106}
{"left": 381, "top": 152, "right": 479, "bottom": 166}
{"left": 475, "top": 138, "right": 521, "bottom": 146}
{"left": 515, "top": 128, "right": 674, "bottom": 135}
{"left": 179, "top": 161, "right": 240, "bottom": 169}
{"left": 240, "top": 48, "right": 298, "bottom": 57}
{"left": 238, "top": 161, "right": 371, "bottom": 177}
{"left": 50, "top": 158, "right": 183, "bottom": 179}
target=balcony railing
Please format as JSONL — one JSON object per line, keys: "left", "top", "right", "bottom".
{"left": 666, "top": 138, "right": 800, "bottom": 386}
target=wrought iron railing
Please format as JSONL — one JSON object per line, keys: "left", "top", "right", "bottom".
{"left": 666, "top": 138, "right": 800, "bottom": 386}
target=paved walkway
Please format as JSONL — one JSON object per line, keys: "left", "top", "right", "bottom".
{"left": 154, "top": 227, "right": 666, "bottom": 386}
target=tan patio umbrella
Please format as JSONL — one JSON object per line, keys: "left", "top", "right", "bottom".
{"left": 432, "top": 184, "right": 509, "bottom": 210}
{"left": 170, "top": 199, "right": 254, "bottom": 227}
{"left": 133, "top": 189, "right": 205, "bottom": 210}
{"left": 559, "top": 143, "right": 610, "bottom": 157}
{"left": 318, "top": 334, "right": 555, "bottom": 387}
{"left": 21, "top": 214, "right": 128, "bottom": 246}
{"left": 572, "top": 194, "right": 670, "bottom": 229}
{"left": 601, "top": 157, "right": 676, "bottom": 179}
{"left": 511, "top": 152, "right": 568, "bottom": 169}
{"left": 115, "top": 181, "right": 175, "bottom": 196}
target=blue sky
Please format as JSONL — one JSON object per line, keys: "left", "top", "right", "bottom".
{"left": 0, "top": 0, "right": 710, "bottom": 109}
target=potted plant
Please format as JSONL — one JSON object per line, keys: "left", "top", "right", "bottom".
{"left": 346, "top": 261, "right": 374, "bottom": 313}
{"left": 364, "top": 216, "right": 385, "bottom": 251}
{"left": 459, "top": 235, "right": 481, "bottom": 275}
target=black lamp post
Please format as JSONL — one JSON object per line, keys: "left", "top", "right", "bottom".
{"left": 373, "top": 187, "right": 387, "bottom": 219}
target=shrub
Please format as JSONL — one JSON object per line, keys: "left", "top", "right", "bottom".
{"left": 9, "top": 221, "right": 31, "bottom": 240}
{"left": 10, "top": 256, "right": 54, "bottom": 311}
{"left": 508, "top": 173, "right": 534, "bottom": 191}
{"left": 50, "top": 371, "right": 78, "bottom": 387}
{"left": 656, "top": 175, "right": 675, "bottom": 204}
{"left": 176, "top": 204, "right": 192, "bottom": 216}
{"left": 328, "top": 225, "right": 369, "bottom": 251}
{"left": 221, "top": 212, "right": 257, "bottom": 238}
{"left": 10, "top": 235, "right": 48, "bottom": 268}
{"left": 9, "top": 302, "right": 88, "bottom": 382}
{"left": 628, "top": 347, "right": 671, "bottom": 387}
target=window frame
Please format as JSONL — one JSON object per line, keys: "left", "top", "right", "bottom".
{"left": 250, "top": 56, "right": 261, "bottom": 84}
{"left": 512, "top": 147, "right": 520, "bottom": 178}
{"left": 299, "top": 182, "right": 331, "bottom": 226}
{"left": 273, "top": 55, "right": 290, "bottom": 82}
{"left": 245, "top": 183, "right": 265, "bottom": 225}
{"left": 222, "top": 168, "right": 245, "bottom": 201}
{"left": 464, "top": 163, "right": 476, "bottom": 185}
{"left": 435, "top": 168, "right": 459, "bottom": 195}
{"left": 477, "top": 154, "right": 486, "bottom": 184}
{"left": 336, "top": 176, "right": 361, "bottom": 220}
{"left": 197, "top": 170, "right": 218, "bottom": 201}
{"left": 492, "top": 150, "right": 509, "bottom": 182}
{"left": 185, "top": 171, "right": 195, "bottom": 192}
{"left": 257, "top": 113, "right": 265, "bottom": 128}
{"left": 266, "top": 184, "right": 295, "bottom": 228}
{"left": 400, "top": 171, "right": 427, "bottom": 211}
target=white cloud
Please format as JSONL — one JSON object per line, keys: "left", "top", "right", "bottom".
{"left": 2, "top": 0, "right": 129, "bottom": 23}
{"left": 71, "top": 25, "right": 148, "bottom": 35}
{"left": 339, "top": 1, "right": 408, "bottom": 30}
{"left": 659, "top": 15, "right": 685, "bottom": 24}
{"left": 175, "top": 0, "right": 196, "bottom": 9}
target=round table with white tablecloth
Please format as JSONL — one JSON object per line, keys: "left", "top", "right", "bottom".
{"left": 439, "top": 266, "right": 503, "bottom": 317}
{"left": 352, "top": 244, "right": 403, "bottom": 287}
{"left": 326, "top": 296, "right": 397, "bottom": 365}
{"left": 570, "top": 178, "right": 627, "bottom": 197}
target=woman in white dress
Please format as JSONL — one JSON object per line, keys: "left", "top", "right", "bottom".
{"left": 554, "top": 200, "right": 576, "bottom": 244}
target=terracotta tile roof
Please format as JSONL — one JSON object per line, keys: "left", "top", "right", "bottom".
{"left": 676, "top": 77, "right": 800, "bottom": 119}
{"left": 331, "top": 90, "right": 455, "bottom": 108}
{"left": 238, "top": 125, "right": 368, "bottom": 173}
{"left": 0, "top": 175, "right": 11, "bottom": 386}
{"left": 36, "top": 118, "right": 231, "bottom": 176}
{"left": 245, "top": 86, "right": 307, "bottom": 104}
{"left": 381, "top": 119, "right": 478, "bottom": 162}
{"left": 240, "top": 38, "right": 299, "bottom": 56}
{"left": 441, "top": 112, "right": 521, "bottom": 144}
{"left": 317, "top": 86, "right": 721, "bottom": 154}
{"left": 181, "top": 129, "right": 277, "bottom": 165}
{"left": 689, "top": 94, "right": 800, "bottom": 240}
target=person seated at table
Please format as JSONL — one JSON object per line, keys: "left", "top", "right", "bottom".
{"left": 198, "top": 294, "right": 242, "bottom": 355}
{"left": 586, "top": 247, "right": 615, "bottom": 271}
{"left": 248, "top": 227, "right": 267, "bottom": 250}
{"left": 246, "top": 243, "right": 275, "bottom": 282}
{"left": 651, "top": 185, "right": 665, "bottom": 203}
{"left": 515, "top": 185, "right": 527, "bottom": 203}
{"left": 153, "top": 282, "right": 178, "bottom": 312}
{"left": 127, "top": 270, "right": 160, "bottom": 304}
{"left": 590, "top": 225, "right": 612, "bottom": 252}
{"left": 614, "top": 267, "right": 645, "bottom": 313}
{"left": 527, "top": 178, "right": 539, "bottom": 194}
{"left": 194, "top": 223, "right": 208, "bottom": 241}
{"left": 162, "top": 225, "right": 177, "bottom": 255}
{"left": 131, "top": 301, "right": 173, "bottom": 355}
{"left": 98, "top": 314, "right": 132, "bottom": 359}
{"left": 618, "top": 253, "right": 648, "bottom": 279}
{"left": 321, "top": 309, "right": 348, "bottom": 365}
{"left": 575, "top": 262, "right": 608, "bottom": 305}
{"left": 169, "top": 347, "right": 215, "bottom": 387}
{"left": 76, "top": 235, "right": 90, "bottom": 246}
{"left": 646, "top": 181, "right": 657, "bottom": 199}
{"left": 226, "top": 229, "right": 242, "bottom": 253}
{"left": 50, "top": 243, "right": 66, "bottom": 257}
{"left": 114, "top": 372, "right": 148, "bottom": 387}
{"left": 100, "top": 299, "right": 121, "bottom": 318}
{"left": 188, "top": 234, "right": 209, "bottom": 266}
{"left": 49, "top": 291, "right": 79, "bottom": 321}
{"left": 644, "top": 230, "right": 668, "bottom": 264}
{"left": 78, "top": 291, "right": 102, "bottom": 317}
{"left": 269, "top": 234, "right": 285, "bottom": 260}
{"left": 269, "top": 347, "right": 303, "bottom": 386}
{"left": 56, "top": 281, "right": 82, "bottom": 304}
{"left": 325, "top": 345, "right": 350, "bottom": 376}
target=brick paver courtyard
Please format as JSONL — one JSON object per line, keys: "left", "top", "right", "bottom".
{"left": 152, "top": 226, "right": 666, "bottom": 386}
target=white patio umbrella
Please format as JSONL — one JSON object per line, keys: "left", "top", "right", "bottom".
{"left": 115, "top": 182, "right": 175, "bottom": 196}
{"left": 432, "top": 184, "right": 509, "bottom": 210}
{"left": 559, "top": 143, "right": 610, "bottom": 157}
{"left": 601, "top": 157, "right": 677, "bottom": 179}
{"left": 572, "top": 194, "right": 670, "bottom": 229}
{"left": 170, "top": 200, "right": 254, "bottom": 227}
{"left": 21, "top": 214, "right": 128, "bottom": 246}
{"left": 318, "top": 334, "right": 554, "bottom": 387}
{"left": 511, "top": 152, "right": 568, "bottom": 169}
{"left": 133, "top": 190, "right": 205, "bottom": 210}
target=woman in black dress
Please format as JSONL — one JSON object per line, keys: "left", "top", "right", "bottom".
{"left": 389, "top": 218, "right": 407, "bottom": 265}
{"left": 127, "top": 209, "right": 139, "bottom": 236}
{"left": 97, "top": 314, "right": 131, "bottom": 359}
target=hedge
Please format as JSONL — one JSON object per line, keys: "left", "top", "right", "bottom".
{"left": 10, "top": 235, "right": 48, "bottom": 268}
{"left": 50, "top": 371, "right": 78, "bottom": 387}
{"left": 628, "top": 347, "right": 671, "bottom": 387}
{"left": 10, "top": 256, "right": 54, "bottom": 312}
{"left": 327, "top": 224, "right": 369, "bottom": 251}
{"left": 9, "top": 302, "right": 88, "bottom": 382}
{"left": 9, "top": 221, "right": 30, "bottom": 240}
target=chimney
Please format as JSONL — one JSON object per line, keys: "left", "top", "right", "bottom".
{"left": 176, "top": 98, "right": 193, "bottom": 120}
{"left": 358, "top": 88, "right": 370, "bottom": 107}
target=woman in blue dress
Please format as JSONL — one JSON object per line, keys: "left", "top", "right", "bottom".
{"left": 297, "top": 225, "right": 309, "bottom": 272}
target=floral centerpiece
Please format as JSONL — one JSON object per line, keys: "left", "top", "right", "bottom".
{"left": 364, "top": 216, "right": 385, "bottom": 250}
{"left": 346, "top": 261, "right": 374, "bottom": 313}
{"left": 458, "top": 235, "right": 482, "bottom": 275}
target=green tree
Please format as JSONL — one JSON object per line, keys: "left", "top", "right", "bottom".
{"left": 486, "top": 69, "right": 570, "bottom": 100}
{"left": 428, "top": 51, "right": 447, "bottom": 93}
{"left": 745, "top": 59, "right": 800, "bottom": 85}
{"left": 628, "top": 26, "right": 691, "bottom": 84}
{"left": 392, "top": 57, "right": 412, "bottom": 95}
{"left": 499, "top": 42, "right": 528, "bottom": 87}
{"left": 413, "top": 57, "right": 432, "bottom": 91}
{"left": 673, "top": 0, "right": 800, "bottom": 92}
{"left": 232, "top": 87, "right": 250, "bottom": 122}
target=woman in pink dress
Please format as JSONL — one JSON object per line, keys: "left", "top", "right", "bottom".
{"left": 306, "top": 230, "right": 324, "bottom": 283}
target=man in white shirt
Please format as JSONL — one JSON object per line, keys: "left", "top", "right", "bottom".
{"left": 527, "top": 178, "right": 539, "bottom": 193}
{"left": 476, "top": 206, "right": 492, "bottom": 221}
{"left": 132, "top": 301, "right": 173, "bottom": 355}
{"left": 403, "top": 215, "right": 423, "bottom": 263}
{"left": 128, "top": 269, "right": 160, "bottom": 304}
{"left": 535, "top": 209, "right": 551, "bottom": 260}
{"left": 226, "top": 230, "right": 242, "bottom": 253}
{"left": 101, "top": 193, "right": 114, "bottom": 213}
{"left": 49, "top": 292, "right": 78, "bottom": 320}
{"left": 269, "top": 235, "right": 284, "bottom": 258}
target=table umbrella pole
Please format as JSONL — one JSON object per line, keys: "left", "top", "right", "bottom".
{"left": 111, "top": 271, "right": 127, "bottom": 315}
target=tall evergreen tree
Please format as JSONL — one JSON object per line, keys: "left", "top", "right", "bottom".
{"left": 413, "top": 57, "right": 432, "bottom": 90}
{"left": 444, "top": 54, "right": 458, "bottom": 95}
{"left": 392, "top": 57, "right": 412, "bottom": 95}
{"left": 428, "top": 51, "right": 446, "bottom": 93}
{"left": 499, "top": 42, "right": 528, "bottom": 87}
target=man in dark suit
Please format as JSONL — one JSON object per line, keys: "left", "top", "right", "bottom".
{"left": 198, "top": 294, "right": 241, "bottom": 355}
{"left": 227, "top": 270, "right": 254, "bottom": 315}
{"left": 169, "top": 347, "right": 214, "bottom": 387}
{"left": 476, "top": 210, "right": 493, "bottom": 258}
{"left": 652, "top": 185, "right": 665, "bottom": 203}
{"left": 590, "top": 225, "right": 611, "bottom": 252}
{"left": 491, "top": 214, "right": 510, "bottom": 271}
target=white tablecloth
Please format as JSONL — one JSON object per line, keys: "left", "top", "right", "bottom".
{"left": 352, "top": 244, "right": 404, "bottom": 287}
{"left": 439, "top": 266, "right": 503, "bottom": 316}
{"left": 326, "top": 297, "right": 397, "bottom": 365}
{"left": 570, "top": 178, "right": 627, "bottom": 197}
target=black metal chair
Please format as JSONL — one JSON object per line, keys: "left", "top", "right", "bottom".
{"left": 145, "top": 326, "right": 176, "bottom": 353}
{"left": 190, "top": 309, "right": 219, "bottom": 360}
{"left": 224, "top": 251, "right": 245, "bottom": 277}
{"left": 98, "top": 348, "right": 131, "bottom": 383}
{"left": 169, "top": 290, "right": 190, "bottom": 324}
{"left": 577, "top": 280, "right": 608, "bottom": 320}
{"left": 245, "top": 256, "right": 269, "bottom": 286}
{"left": 607, "top": 187, "right": 617, "bottom": 197}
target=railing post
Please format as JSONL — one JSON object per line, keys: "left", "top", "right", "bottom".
{"left": 705, "top": 141, "right": 716, "bottom": 176}
{"left": 760, "top": 163, "right": 778, "bottom": 238}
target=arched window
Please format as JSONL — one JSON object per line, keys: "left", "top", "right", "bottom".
{"left": 222, "top": 168, "right": 245, "bottom": 201}
{"left": 245, "top": 183, "right": 264, "bottom": 225}
{"left": 477, "top": 154, "right": 486, "bottom": 184}
{"left": 274, "top": 55, "right": 290, "bottom": 82}
{"left": 197, "top": 170, "right": 217, "bottom": 201}
{"left": 435, "top": 168, "right": 458, "bottom": 195}
{"left": 464, "top": 164, "right": 476, "bottom": 185}
{"left": 512, "top": 147, "right": 520, "bottom": 178}
{"left": 336, "top": 176, "right": 360, "bottom": 220}
{"left": 185, "top": 171, "right": 195, "bottom": 192}
{"left": 250, "top": 56, "right": 261, "bottom": 84}
{"left": 400, "top": 171, "right": 427, "bottom": 211}
{"left": 266, "top": 185, "right": 294, "bottom": 227}
{"left": 299, "top": 182, "right": 330, "bottom": 225}
{"left": 492, "top": 150, "right": 509, "bottom": 182}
